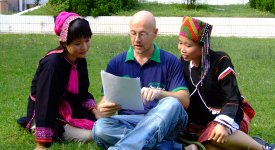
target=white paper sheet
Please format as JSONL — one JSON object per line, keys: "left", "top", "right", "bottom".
{"left": 101, "top": 70, "right": 144, "bottom": 110}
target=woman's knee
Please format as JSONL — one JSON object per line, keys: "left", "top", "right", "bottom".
{"left": 63, "top": 124, "right": 92, "bottom": 142}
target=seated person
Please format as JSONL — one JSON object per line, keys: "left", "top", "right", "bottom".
{"left": 92, "top": 10, "right": 190, "bottom": 150}
{"left": 17, "top": 11, "right": 99, "bottom": 149}
{"left": 178, "top": 16, "right": 274, "bottom": 150}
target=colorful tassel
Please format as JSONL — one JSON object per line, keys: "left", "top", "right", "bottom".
{"left": 67, "top": 64, "right": 79, "bottom": 94}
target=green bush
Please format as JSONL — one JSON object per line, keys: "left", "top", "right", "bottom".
{"left": 249, "top": 0, "right": 275, "bottom": 14}
{"left": 90, "top": 0, "right": 138, "bottom": 17}
{"left": 255, "top": 0, "right": 262, "bottom": 9}
{"left": 249, "top": 0, "right": 256, "bottom": 8}
{"left": 90, "top": 0, "right": 111, "bottom": 16}
{"left": 48, "top": 0, "right": 70, "bottom": 12}
{"left": 262, "top": 0, "right": 274, "bottom": 11}
{"left": 187, "top": 0, "right": 197, "bottom": 8}
{"left": 71, "top": 0, "right": 92, "bottom": 16}
{"left": 48, "top": 0, "right": 138, "bottom": 17}
{"left": 121, "top": 0, "right": 137, "bottom": 10}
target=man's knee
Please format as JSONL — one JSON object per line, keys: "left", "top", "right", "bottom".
{"left": 158, "top": 97, "right": 188, "bottom": 123}
{"left": 92, "top": 118, "right": 111, "bottom": 139}
{"left": 160, "top": 97, "right": 183, "bottom": 110}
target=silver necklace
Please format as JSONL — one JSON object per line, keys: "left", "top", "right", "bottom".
{"left": 189, "top": 62, "right": 219, "bottom": 115}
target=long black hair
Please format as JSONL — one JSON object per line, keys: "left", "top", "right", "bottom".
{"left": 66, "top": 18, "right": 92, "bottom": 45}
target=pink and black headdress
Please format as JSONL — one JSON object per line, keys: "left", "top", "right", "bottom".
{"left": 54, "top": 11, "right": 83, "bottom": 42}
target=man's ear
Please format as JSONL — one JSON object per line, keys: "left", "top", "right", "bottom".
{"left": 154, "top": 28, "right": 158, "bottom": 35}
{"left": 152, "top": 28, "right": 158, "bottom": 40}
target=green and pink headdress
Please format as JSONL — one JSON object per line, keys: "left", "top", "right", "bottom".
{"left": 179, "top": 16, "right": 213, "bottom": 78}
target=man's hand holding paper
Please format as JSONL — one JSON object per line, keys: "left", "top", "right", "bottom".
{"left": 97, "top": 98, "right": 121, "bottom": 118}
{"left": 101, "top": 71, "right": 145, "bottom": 111}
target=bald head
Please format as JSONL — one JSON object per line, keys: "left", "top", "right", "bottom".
{"left": 129, "top": 10, "right": 158, "bottom": 56}
{"left": 130, "top": 10, "right": 156, "bottom": 30}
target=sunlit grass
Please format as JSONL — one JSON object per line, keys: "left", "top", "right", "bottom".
{"left": 0, "top": 34, "right": 274, "bottom": 149}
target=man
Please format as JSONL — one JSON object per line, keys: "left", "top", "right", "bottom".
{"left": 92, "top": 10, "right": 190, "bottom": 150}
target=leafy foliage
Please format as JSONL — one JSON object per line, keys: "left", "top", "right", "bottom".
{"left": 71, "top": 0, "right": 92, "bottom": 16}
{"left": 48, "top": 0, "right": 71, "bottom": 12}
{"left": 48, "top": 0, "right": 138, "bottom": 17}
{"left": 24, "top": 3, "right": 275, "bottom": 17}
{"left": 249, "top": 0, "right": 275, "bottom": 14}
{"left": 186, "top": 0, "right": 197, "bottom": 8}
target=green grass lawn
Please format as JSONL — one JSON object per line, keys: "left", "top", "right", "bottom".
{"left": 0, "top": 34, "right": 274, "bottom": 149}
{"left": 24, "top": 2, "right": 275, "bottom": 18}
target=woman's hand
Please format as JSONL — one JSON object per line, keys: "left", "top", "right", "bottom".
{"left": 208, "top": 123, "right": 230, "bottom": 143}
{"left": 97, "top": 98, "right": 121, "bottom": 118}
{"left": 91, "top": 108, "right": 101, "bottom": 119}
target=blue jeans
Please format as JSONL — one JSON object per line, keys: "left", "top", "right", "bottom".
{"left": 92, "top": 97, "right": 188, "bottom": 150}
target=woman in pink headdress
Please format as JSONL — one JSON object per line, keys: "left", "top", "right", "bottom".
{"left": 17, "top": 11, "right": 99, "bottom": 149}
{"left": 178, "top": 16, "right": 274, "bottom": 150}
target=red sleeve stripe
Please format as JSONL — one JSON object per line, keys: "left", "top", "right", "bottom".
{"left": 218, "top": 67, "right": 236, "bottom": 81}
{"left": 35, "top": 127, "right": 54, "bottom": 143}
{"left": 35, "top": 138, "right": 53, "bottom": 143}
